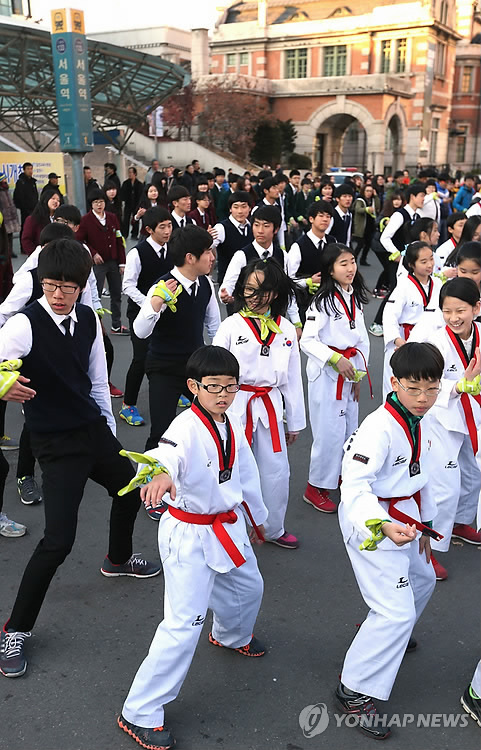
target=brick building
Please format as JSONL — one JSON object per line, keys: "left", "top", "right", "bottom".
{"left": 201, "top": 0, "right": 479, "bottom": 173}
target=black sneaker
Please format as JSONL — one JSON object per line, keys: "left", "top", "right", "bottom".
{"left": 145, "top": 502, "right": 168, "bottom": 522}
{"left": 0, "top": 626, "right": 31, "bottom": 678}
{"left": 406, "top": 636, "right": 417, "bottom": 652}
{"left": 117, "top": 714, "right": 175, "bottom": 749}
{"left": 335, "top": 682, "right": 391, "bottom": 739}
{"left": 111, "top": 326, "right": 130, "bottom": 335}
{"left": 17, "top": 476, "right": 42, "bottom": 505}
{"left": 461, "top": 684, "right": 481, "bottom": 727}
{"left": 100, "top": 553, "right": 161, "bottom": 578}
{"left": 208, "top": 632, "right": 266, "bottom": 657}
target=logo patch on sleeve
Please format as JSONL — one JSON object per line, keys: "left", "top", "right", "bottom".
{"left": 159, "top": 438, "right": 177, "bottom": 447}
{"left": 353, "top": 453, "right": 369, "bottom": 464}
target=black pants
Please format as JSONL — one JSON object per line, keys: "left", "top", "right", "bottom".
{"left": 103, "top": 330, "right": 114, "bottom": 379}
{"left": 122, "top": 209, "right": 139, "bottom": 239}
{"left": 0, "top": 449, "right": 8, "bottom": 514}
{"left": 123, "top": 311, "right": 149, "bottom": 406}
{"left": 94, "top": 260, "right": 123, "bottom": 329}
{"left": 145, "top": 355, "right": 189, "bottom": 451}
{"left": 8, "top": 418, "right": 140, "bottom": 632}
{"left": 16, "top": 423, "right": 35, "bottom": 478}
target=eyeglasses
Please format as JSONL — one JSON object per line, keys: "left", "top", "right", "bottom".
{"left": 54, "top": 218, "right": 70, "bottom": 226}
{"left": 396, "top": 379, "right": 441, "bottom": 397}
{"left": 41, "top": 281, "right": 79, "bottom": 295}
{"left": 91, "top": 199, "right": 105, "bottom": 205}
{"left": 194, "top": 380, "right": 240, "bottom": 394}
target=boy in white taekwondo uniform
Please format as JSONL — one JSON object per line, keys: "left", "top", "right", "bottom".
{"left": 336, "top": 343, "right": 444, "bottom": 740}
{"left": 117, "top": 345, "right": 268, "bottom": 750}
{"left": 213, "top": 258, "right": 305, "bottom": 548}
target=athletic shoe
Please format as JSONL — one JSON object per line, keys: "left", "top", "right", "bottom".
{"left": 0, "top": 626, "right": 31, "bottom": 677}
{"left": 117, "top": 714, "right": 175, "bottom": 750}
{"left": 452, "top": 524, "right": 481, "bottom": 545}
{"left": 0, "top": 513, "right": 26, "bottom": 538}
{"left": 145, "top": 502, "right": 168, "bottom": 522}
{"left": 102, "top": 288, "right": 110, "bottom": 297}
{"left": 265, "top": 532, "right": 299, "bottom": 549}
{"left": 303, "top": 483, "right": 337, "bottom": 513}
{"left": 100, "top": 553, "right": 161, "bottom": 578}
{"left": 0, "top": 435, "right": 19, "bottom": 451}
{"left": 406, "top": 636, "right": 417, "bottom": 652}
{"left": 431, "top": 555, "right": 448, "bottom": 581}
{"left": 335, "top": 682, "right": 391, "bottom": 739}
{"left": 109, "top": 383, "right": 124, "bottom": 398}
{"left": 119, "top": 404, "right": 145, "bottom": 426}
{"left": 17, "top": 476, "right": 42, "bottom": 505}
{"left": 461, "top": 684, "right": 481, "bottom": 728}
{"left": 177, "top": 395, "right": 191, "bottom": 408}
{"left": 208, "top": 632, "right": 266, "bottom": 657}
{"left": 368, "top": 322, "right": 383, "bottom": 337}
{"left": 111, "top": 326, "right": 130, "bottom": 335}
{"left": 372, "top": 288, "right": 387, "bottom": 299}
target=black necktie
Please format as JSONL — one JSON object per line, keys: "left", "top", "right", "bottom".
{"left": 191, "top": 283, "right": 197, "bottom": 298}
{"left": 262, "top": 251, "right": 269, "bottom": 259}
{"left": 160, "top": 246, "right": 165, "bottom": 260}
{"left": 180, "top": 218, "right": 185, "bottom": 228}
{"left": 412, "top": 212, "right": 419, "bottom": 223}
{"left": 61, "top": 319, "right": 71, "bottom": 338}
{"left": 239, "top": 225, "right": 247, "bottom": 237}
{"left": 343, "top": 214, "right": 349, "bottom": 224}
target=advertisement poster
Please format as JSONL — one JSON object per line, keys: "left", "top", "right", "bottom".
{"left": 0, "top": 152, "right": 66, "bottom": 194}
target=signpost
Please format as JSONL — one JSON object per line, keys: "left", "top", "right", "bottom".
{"left": 51, "top": 8, "right": 93, "bottom": 213}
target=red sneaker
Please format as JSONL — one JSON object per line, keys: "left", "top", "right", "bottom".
{"left": 431, "top": 555, "right": 448, "bottom": 581}
{"left": 303, "top": 483, "right": 337, "bottom": 513}
{"left": 109, "top": 383, "right": 124, "bottom": 398}
{"left": 452, "top": 524, "right": 481, "bottom": 545}
{"left": 266, "top": 532, "right": 299, "bottom": 549}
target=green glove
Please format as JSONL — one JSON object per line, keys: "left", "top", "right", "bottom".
{"left": 457, "top": 375, "right": 481, "bottom": 396}
{"left": 379, "top": 217, "right": 390, "bottom": 232}
{"left": 153, "top": 280, "right": 183, "bottom": 313}
{"left": 434, "top": 272, "right": 447, "bottom": 284}
{"left": 389, "top": 250, "right": 401, "bottom": 261}
{"left": 359, "top": 519, "right": 391, "bottom": 551}
{"left": 118, "top": 449, "right": 169, "bottom": 495}
{"left": 351, "top": 369, "right": 367, "bottom": 384}
{"left": 328, "top": 351, "right": 343, "bottom": 371}
{"left": 0, "top": 359, "right": 22, "bottom": 398}
{"left": 96, "top": 307, "right": 111, "bottom": 318}
{"left": 306, "top": 277, "right": 320, "bottom": 295}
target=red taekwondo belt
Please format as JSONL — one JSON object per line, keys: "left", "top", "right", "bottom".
{"left": 173, "top": 400, "right": 264, "bottom": 568}
{"left": 383, "top": 395, "right": 443, "bottom": 541}
{"left": 400, "top": 274, "right": 434, "bottom": 342}
{"left": 330, "top": 346, "right": 373, "bottom": 400}
{"left": 445, "top": 324, "right": 481, "bottom": 454}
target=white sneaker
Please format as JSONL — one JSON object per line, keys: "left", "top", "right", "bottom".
{"left": 0, "top": 513, "right": 26, "bottom": 538}
{"left": 369, "top": 323, "right": 384, "bottom": 337}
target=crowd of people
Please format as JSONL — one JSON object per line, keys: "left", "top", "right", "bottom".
{"left": 0, "top": 156, "right": 480, "bottom": 747}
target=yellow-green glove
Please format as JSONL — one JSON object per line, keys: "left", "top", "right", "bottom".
{"left": 434, "top": 272, "right": 448, "bottom": 284}
{"left": 457, "top": 375, "right": 481, "bottom": 396}
{"left": 118, "top": 449, "right": 169, "bottom": 496}
{"left": 297, "top": 215, "right": 305, "bottom": 222}
{"left": 328, "top": 351, "right": 343, "bottom": 371}
{"left": 306, "top": 277, "right": 320, "bottom": 295}
{"left": 96, "top": 307, "right": 111, "bottom": 318}
{"left": 359, "top": 519, "right": 391, "bottom": 551}
{"left": 116, "top": 229, "right": 126, "bottom": 249}
{"left": 379, "top": 217, "right": 390, "bottom": 232}
{"left": 389, "top": 250, "right": 401, "bottom": 261}
{"left": 351, "top": 369, "right": 367, "bottom": 384}
{"left": 0, "top": 359, "right": 22, "bottom": 398}
{"left": 153, "top": 280, "right": 183, "bottom": 313}
{"left": 294, "top": 321, "right": 303, "bottom": 329}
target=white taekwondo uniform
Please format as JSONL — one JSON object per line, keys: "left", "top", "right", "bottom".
{"left": 122, "top": 405, "right": 267, "bottom": 729}
{"left": 300, "top": 285, "right": 370, "bottom": 491}
{"left": 409, "top": 322, "right": 481, "bottom": 551}
{"left": 213, "top": 311, "right": 305, "bottom": 540}
{"left": 339, "top": 395, "right": 437, "bottom": 701}
{"left": 382, "top": 273, "right": 441, "bottom": 399}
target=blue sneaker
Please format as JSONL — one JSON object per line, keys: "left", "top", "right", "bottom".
{"left": 177, "top": 395, "right": 191, "bottom": 408}
{"left": 119, "top": 404, "right": 145, "bottom": 426}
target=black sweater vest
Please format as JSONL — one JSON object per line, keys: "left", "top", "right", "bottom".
{"left": 296, "top": 233, "right": 336, "bottom": 277}
{"left": 390, "top": 208, "right": 414, "bottom": 253}
{"left": 26, "top": 269, "right": 43, "bottom": 305}
{"left": 21, "top": 301, "right": 100, "bottom": 433}
{"left": 148, "top": 273, "right": 212, "bottom": 360}
{"left": 126, "top": 240, "right": 173, "bottom": 317}
{"left": 217, "top": 219, "right": 254, "bottom": 280}
{"left": 330, "top": 210, "right": 352, "bottom": 244}
{"left": 242, "top": 243, "right": 284, "bottom": 267}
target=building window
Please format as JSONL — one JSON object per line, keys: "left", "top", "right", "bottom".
{"left": 380, "top": 41, "right": 391, "bottom": 73}
{"left": 0, "top": 0, "right": 12, "bottom": 15}
{"left": 461, "top": 66, "right": 473, "bottom": 93}
{"left": 435, "top": 42, "right": 446, "bottom": 76}
{"left": 455, "top": 125, "right": 468, "bottom": 162}
{"left": 430, "top": 117, "right": 440, "bottom": 163}
{"left": 285, "top": 48, "right": 308, "bottom": 78}
{"left": 323, "top": 45, "right": 347, "bottom": 77}
{"left": 440, "top": 0, "right": 448, "bottom": 25}
{"left": 239, "top": 52, "right": 248, "bottom": 66}
{"left": 395, "top": 39, "right": 407, "bottom": 73}
{"left": 226, "top": 53, "right": 236, "bottom": 68}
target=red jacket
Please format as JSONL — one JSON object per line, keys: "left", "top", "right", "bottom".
{"left": 76, "top": 210, "right": 126, "bottom": 264}
{"left": 21, "top": 215, "right": 50, "bottom": 255}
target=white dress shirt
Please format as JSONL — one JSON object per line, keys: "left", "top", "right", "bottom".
{"left": 287, "top": 229, "right": 327, "bottom": 288}
{"left": 171, "top": 211, "right": 196, "bottom": 228}
{"left": 133, "top": 266, "right": 221, "bottom": 341}
{"left": 122, "top": 236, "right": 167, "bottom": 308}
{"left": 212, "top": 215, "right": 250, "bottom": 248}
{"left": 0, "top": 295, "right": 115, "bottom": 434}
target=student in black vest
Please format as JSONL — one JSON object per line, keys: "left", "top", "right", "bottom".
{"left": 220, "top": 205, "right": 303, "bottom": 335}
{"left": 121, "top": 207, "right": 174, "bottom": 427}
{"left": 0, "top": 239, "right": 160, "bottom": 680}
{"left": 286, "top": 200, "right": 336, "bottom": 317}
{"left": 330, "top": 184, "right": 354, "bottom": 245}
{"left": 211, "top": 190, "right": 253, "bottom": 285}
{"left": 368, "top": 183, "right": 425, "bottom": 336}
{"left": 134, "top": 225, "right": 220, "bottom": 451}
{"left": 167, "top": 186, "right": 195, "bottom": 229}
